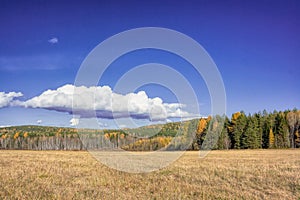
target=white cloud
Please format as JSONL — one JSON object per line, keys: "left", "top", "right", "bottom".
{"left": 37, "top": 120, "right": 42, "bottom": 124}
{"left": 18, "top": 84, "right": 197, "bottom": 121}
{"left": 70, "top": 118, "right": 79, "bottom": 126}
{"left": 48, "top": 37, "right": 58, "bottom": 44}
{"left": 98, "top": 122, "right": 108, "bottom": 127}
{"left": 0, "top": 91, "right": 23, "bottom": 108}
{"left": 0, "top": 125, "right": 11, "bottom": 128}
{"left": 166, "top": 119, "right": 173, "bottom": 123}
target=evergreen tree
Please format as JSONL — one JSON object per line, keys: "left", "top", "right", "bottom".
{"left": 274, "top": 112, "right": 290, "bottom": 148}
{"left": 242, "top": 116, "right": 259, "bottom": 149}
{"left": 229, "top": 112, "right": 247, "bottom": 149}
{"left": 262, "top": 111, "right": 275, "bottom": 148}
{"left": 254, "top": 113, "right": 263, "bottom": 148}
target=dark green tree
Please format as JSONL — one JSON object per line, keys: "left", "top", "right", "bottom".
{"left": 242, "top": 116, "right": 259, "bottom": 149}
{"left": 274, "top": 112, "right": 290, "bottom": 148}
{"left": 254, "top": 113, "right": 263, "bottom": 148}
{"left": 229, "top": 111, "right": 247, "bottom": 149}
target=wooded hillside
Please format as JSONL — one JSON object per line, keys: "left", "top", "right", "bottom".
{"left": 0, "top": 109, "right": 299, "bottom": 150}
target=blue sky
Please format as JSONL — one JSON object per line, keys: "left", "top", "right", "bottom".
{"left": 0, "top": 0, "right": 299, "bottom": 128}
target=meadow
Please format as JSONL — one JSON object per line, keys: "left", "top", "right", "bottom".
{"left": 0, "top": 149, "right": 299, "bottom": 199}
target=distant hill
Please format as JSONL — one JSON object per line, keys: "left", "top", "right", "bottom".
{"left": 0, "top": 119, "right": 198, "bottom": 151}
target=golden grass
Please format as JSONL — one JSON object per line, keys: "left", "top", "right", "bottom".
{"left": 0, "top": 149, "right": 299, "bottom": 199}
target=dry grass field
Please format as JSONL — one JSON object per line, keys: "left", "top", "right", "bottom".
{"left": 0, "top": 149, "right": 299, "bottom": 200}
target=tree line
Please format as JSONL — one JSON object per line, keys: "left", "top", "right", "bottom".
{"left": 0, "top": 109, "right": 299, "bottom": 151}
{"left": 194, "top": 109, "right": 300, "bottom": 150}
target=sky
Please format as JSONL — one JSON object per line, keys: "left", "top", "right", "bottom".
{"left": 0, "top": 0, "right": 299, "bottom": 129}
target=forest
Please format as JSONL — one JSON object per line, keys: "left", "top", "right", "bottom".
{"left": 0, "top": 109, "right": 299, "bottom": 151}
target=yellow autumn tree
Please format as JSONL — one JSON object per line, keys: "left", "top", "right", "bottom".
{"left": 164, "top": 137, "right": 171, "bottom": 146}
{"left": 159, "top": 137, "right": 165, "bottom": 146}
{"left": 269, "top": 128, "right": 275, "bottom": 148}
{"left": 228, "top": 112, "right": 241, "bottom": 132}
{"left": 14, "top": 132, "right": 20, "bottom": 140}
{"left": 56, "top": 129, "right": 62, "bottom": 137}
{"left": 104, "top": 133, "right": 110, "bottom": 139}
{"left": 232, "top": 112, "right": 241, "bottom": 122}
{"left": 23, "top": 132, "right": 28, "bottom": 138}
{"left": 197, "top": 118, "right": 207, "bottom": 133}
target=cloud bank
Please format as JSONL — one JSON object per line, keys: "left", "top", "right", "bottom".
{"left": 3, "top": 84, "right": 197, "bottom": 121}
{"left": 0, "top": 91, "right": 23, "bottom": 108}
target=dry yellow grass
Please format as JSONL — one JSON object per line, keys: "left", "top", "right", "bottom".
{"left": 0, "top": 149, "right": 299, "bottom": 199}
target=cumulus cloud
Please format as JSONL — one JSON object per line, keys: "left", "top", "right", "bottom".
{"left": 37, "top": 120, "right": 42, "bottom": 124}
{"left": 48, "top": 37, "right": 58, "bottom": 44}
{"left": 70, "top": 118, "right": 79, "bottom": 126}
{"left": 0, "top": 91, "right": 23, "bottom": 108}
{"left": 18, "top": 84, "right": 197, "bottom": 121}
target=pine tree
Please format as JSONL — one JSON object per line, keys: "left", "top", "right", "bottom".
{"left": 254, "top": 113, "right": 263, "bottom": 148}
{"left": 242, "top": 116, "right": 260, "bottom": 149}
{"left": 274, "top": 112, "right": 290, "bottom": 148}
{"left": 230, "top": 112, "right": 247, "bottom": 149}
